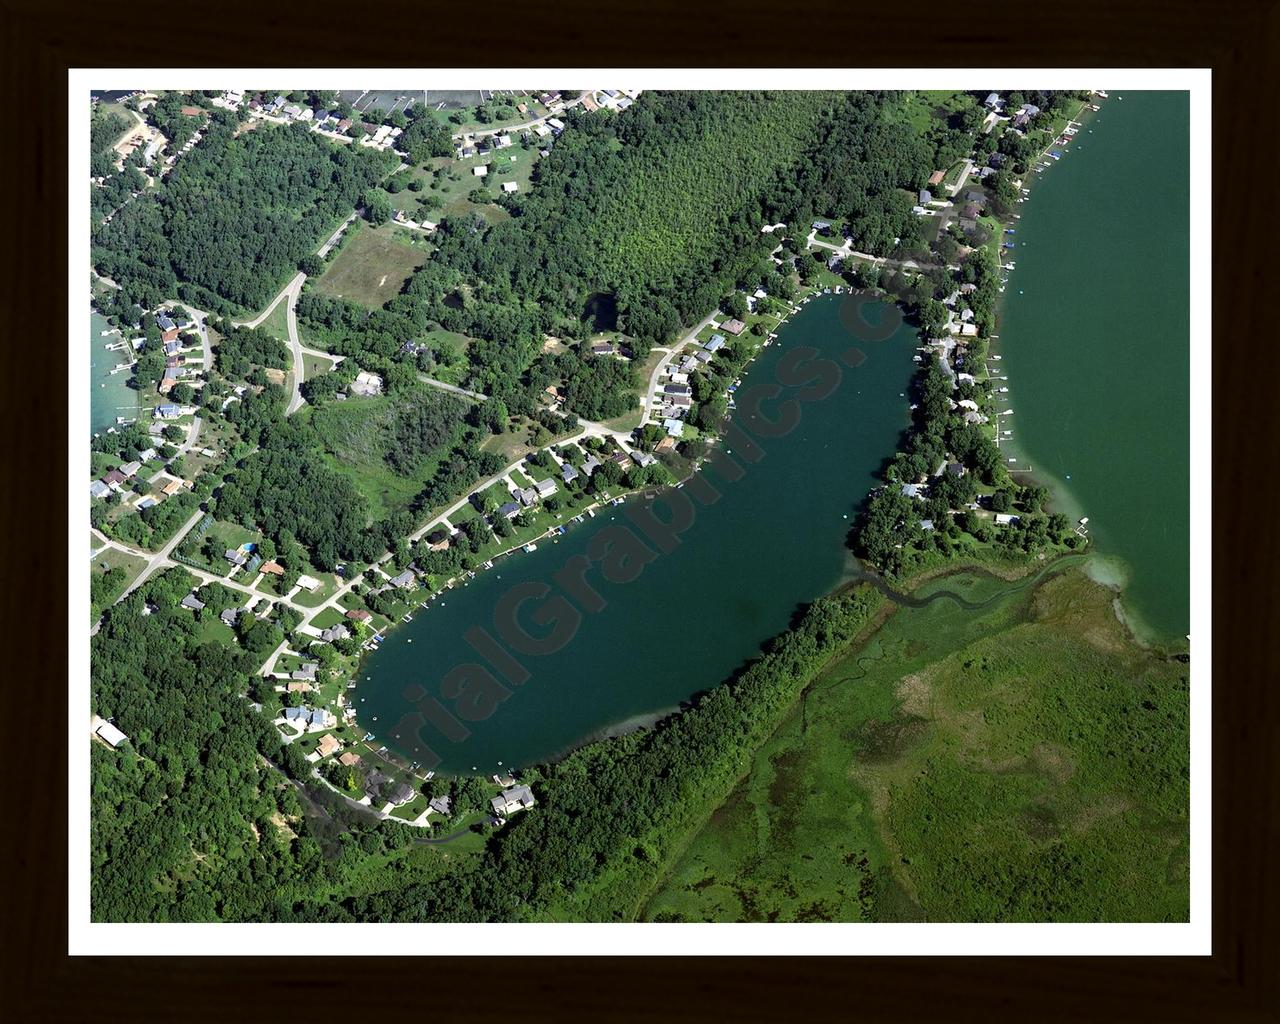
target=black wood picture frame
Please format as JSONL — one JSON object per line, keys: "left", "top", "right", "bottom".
{"left": 3, "top": 1, "right": 1274, "bottom": 1019}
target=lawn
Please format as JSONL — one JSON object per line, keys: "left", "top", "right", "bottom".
{"left": 311, "top": 606, "right": 346, "bottom": 630}
{"left": 641, "top": 564, "right": 1189, "bottom": 924}
{"left": 312, "top": 221, "right": 428, "bottom": 309}
{"left": 89, "top": 547, "right": 148, "bottom": 617}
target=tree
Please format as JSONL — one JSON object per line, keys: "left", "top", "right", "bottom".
{"left": 364, "top": 190, "right": 393, "bottom": 226}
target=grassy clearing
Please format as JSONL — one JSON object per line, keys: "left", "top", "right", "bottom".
{"left": 642, "top": 564, "right": 1189, "bottom": 923}
{"left": 313, "top": 221, "right": 428, "bottom": 309}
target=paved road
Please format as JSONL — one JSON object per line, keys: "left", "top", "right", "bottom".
{"left": 234, "top": 213, "right": 357, "bottom": 416}
{"left": 639, "top": 310, "right": 721, "bottom": 425}
{"left": 113, "top": 508, "right": 207, "bottom": 605}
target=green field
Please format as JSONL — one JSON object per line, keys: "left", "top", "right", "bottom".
{"left": 641, "top": 562, "right": 1189, "bottom": 923}
{"left": 313, "top": 221, "right": 428, "bottom": 309}
{"left": 300, "top": 384, "right": 469, "bottom": 521}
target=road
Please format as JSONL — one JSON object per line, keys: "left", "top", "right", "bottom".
{"left": 639, "top": 311, "right": 721, "bottom": 425}
{"left": 455, "top": 91, "right": 591, "bottom": 142}
{"left": 112, "top": 508, "right": 207, "bottom": 606}
{"left": 233, "top": 213, "right": 358, "bottom": 417}
{"left": 417, "top": 374, "right": 488, "bottom": 403}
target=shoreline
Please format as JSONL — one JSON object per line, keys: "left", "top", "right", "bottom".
{"left": 323, "top": 284, "right": 845, "bottom": 788}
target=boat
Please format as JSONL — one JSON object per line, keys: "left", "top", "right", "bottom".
{"left": 523, "top": 543, "right": 537, "bottom": 553}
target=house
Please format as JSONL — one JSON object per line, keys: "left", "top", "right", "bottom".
{"left": 350, "top": 370, "right": 383, "bottom": 397}
{"left": 315, "top": 734, "right": 341, "bottom": 759}
{"left": 338, "top": 751, "right": 362, "bottom": 767}
{"left": 496, "top": 500, "right": 522, "bottom": 519}
{"left": 919, "top": 189, "right": 933, "bottom": 204}
{"left": 592, "top": 342, "right": 616, "bottom": 356}
{"left": 320, "top": 625, "right": 350, "bottom": 644}
{"left": 260, "top": 560, "right": 285, "bottom": 576}
{"left": 533, "top": 123, "right": 551, "bottom": 138}
{"left": 345, "top": 609, "right": 372, "bottom": 623}
{"left": 901, "top": 483, "right": 924, "bottom": 499}
{"left": 220, "top": 607, "right": 239, "bottom": 626}
{"left": 502, "top": 180, "right": 518, "bottom": 193}
{"left": 136, "top": 497, "right": 158, "bottom": 510}
{"left": 286, "top": 682, "right": 312, "bottom": 694}
{"left": 157, "top": 313, "right": 176, "bottom": 331}
{"left": 704, "top": 334, "right": 726, "bottom": 352}
{"left": 928, "top": 169, "right": 946, "bottom": 186}
{"left": 694, "top": 350, "right": 713, "bottom": 364}
{"left": 224, "top": 548, "right": 247, "bottom": 567}
{"left": 984, "top": 92, "right": 1001, "bottom": 109}
{"left": 920, "top": 519, "right": 935, "bottom": 531}
{"left": 720, "top": 318, "right": 746, "bottom": 336}
{"left": 962, "top": 202, "right": 981, "bottom": 219}
{"left": 296, "top": 574, "right": 321, "bottom": 592}
{"left": 812, "top": 220, "right": 832, "bottom": 232}
{"left": 662, "top": 418, "right": 685, "bottom": 438}
{"left": 668, "top": 394, "right": 693, "bottom": 408}
{"left": 546, "top": 117, "right": 565, "bottom": 133}
{"left": 491, "top": 784, "right": 536, "bottom": 816}
{"left": 535, "top": 478, "right": 557, "bottom": 498}
{"left": 161, "top": 479, "right": 185, "bottom": 496}
{"left": 95, "top": 720, "right": 128, "bottom": 748}
{"left": 664, "top": 384, "right": 692, "bottom": 397}
{"left": 387, "top": 781, "right": 417, "bottom": 806}
{"left": 1012, "top": 113, "right": 1030, "bottom": 129}
{"left": 283, "top": 706, "right": 308, "bottom": 723}
{"left": 180, "top": 593, "right": 205, "bottom": 611}
{"left": 655, "top": 435, "right": 677, "bottom": 453}
{"left": 581, "top": 455, "right": 602, "bottom": 476}
{"left": 631, "top": 450, "right": 657, "bottom": 468}
{"left": 154, "top": 404, "right": 181, "bottom": 419}
{"left": 389, "top": 570, "right": 417, "bottom": 590}
{"left": 89, "top": 480, "right": 111, "bottom": 499}
{"left": 517, "top": 486, "right": 539, "bottom": 507}
{"left": 561, "top": 463, "right": 579, "bottom": 484}
{"left": 995, "top": 513, "right": 1021, "bottom": 526}
{"left": 428, "top": 795, "right": 452, "bottom": 816}
{"left": 291, "top": 663, "right": 318, "bottom": 682}
{"left": 138, "top": 448, "right": 157, "bottom": 462}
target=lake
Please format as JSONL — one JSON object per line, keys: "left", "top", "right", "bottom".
{"left": 90, "top": 309, "right": 138, "bottom": 437}
{"left": 358, "top": 296, "right": 918, "bottom": 774}
{"left": 995, "top": 90, "right": 1190, "bottom": 644}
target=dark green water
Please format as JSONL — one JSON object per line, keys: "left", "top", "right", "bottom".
{"left": 91, "top": 309, "right": 138, "bottom": 437}
{"left": 359, "top": 296, "right": 918, "bottom": 773}
{"left": 997, "top": 90, "right": 1189, "bottom": 642}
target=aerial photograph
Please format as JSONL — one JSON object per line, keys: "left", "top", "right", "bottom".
{"left": 84, "top": 82, "right": 1192, "bottom": 928}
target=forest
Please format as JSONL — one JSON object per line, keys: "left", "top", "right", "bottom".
{"left": 93, "top": 89, "right": 1080, "bottom": 925}
{"left": 92, "top": 121, "right": 395, "bottom": 315}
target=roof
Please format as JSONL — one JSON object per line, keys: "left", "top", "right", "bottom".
{"left": 220, "top": 608, "right": 239, "bottom": 625}
{"left": 345, "top": 609, "right": 372, "bottom": 622}
{"left": 180, "top": 594, "right": 205, "bottom": 610}
{"left": 497, "top": 501, "right": 521, "bottom": 518}
{"left": 95, "top": 720, "right": 128, "bottom": 747}
{"left": 704, "top": 336, "right": 725, "bottom": 352}
{"left": 491, "top": 784, "right": 536, "bottom": 813}
{"left": 535, "top": 477, "right": 557, "bottom": 497}
{"left": 389, "top": 570, "right": 416, "bottom": 589}
{"left": 720, "top": 318, "right": 746, "bottom": 335}
{"left": 429, "top": 795, "right": 452, "bottom": 815}
{"left": 89, "top": 480, "right": 111, "bottom": 498}
{"left": 561, "top": 463, "right": 579, "bottom": 482}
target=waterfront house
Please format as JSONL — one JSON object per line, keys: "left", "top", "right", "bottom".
{"left": 283, "top": 707, "right": 308, "bottom": 724}
{"left": 388, "top": 782, "right": 417, "bottom": 806}
{"left": 720, "top": 318, "right": 746, "bottom": 336}
{"left": 345, "top": 609, "right": 372, "bottom": 624}
{"left": 704, "top": 335, "right": 726, "bottom": 352}
{"left": 220, "top": 607, "right": 239, "bottom": 626}
{"left": 389, "top": 570, "right": 417, "bottom": 590}
{"left": 339, "top": 751, "right": 361, "bottom": 767}
{"left": 901, "top": 483, "right": 925, "bottom": 499}
{"left": 154, "top": 404, "right": 181, "bottom": 419}
{"left": 287, "top": 682, "right": 312, "bottom": 694}
{"left": 517, "top": 486, "right": 539, "bottom": 507}
{"left": 664, "top": 384, "right": 692, "bottom": 397}
{"left": 496, "top": 500, "right": 522, "bottom": 519}
{"left": 491, "top": 785, "right": 536, "bottom": 816}
{"left": 315, "top": 734, "right": 341, "bottom": 759}
{"left": 662, "top": 418, "right": 685, "bottom": 438}
{"left": 561, "top": 463, "right": 579, "bottom": 484}
{"left": 291, "top": 663, "right": 318, "bottom": 682}
{"left": 694, "top": 350, "right": 713, "bottom": 364}
{"left": 309, "top": 708, "right": 337, "bottom": 731}
{"left": 656, "top": 436, "right": 677, "bottom": 453}
{"left": 320, "top": 625, "right": 350, "bottom": 644}
{"left": 581, "top": 455, "right": 602, "bottom": 476}
{"left": 535, "top": 478, "right": 558, "bottom": 498}
{"left": 429, "top": 796, "right": 452, "bottom": 816}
